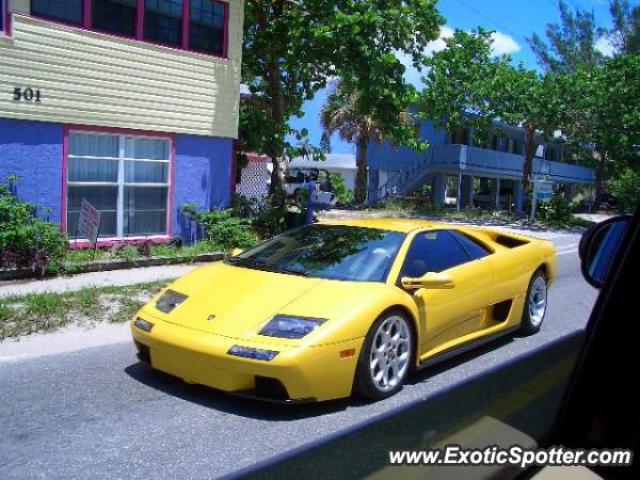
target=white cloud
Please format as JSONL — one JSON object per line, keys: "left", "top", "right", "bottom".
{"left": 595, "top": 35, "right": 617, "bottom": 57}
{"left": 424, "top": 25, "right": 456, "bottom": 56}
{"left": 397, "top": 26, "right": 521, "bottom": 87}
{"left": 489, "top": 31, "right": 521, "bottom": 56}
{"left": 396, "top": 26, "right": 454, "bottom": 87}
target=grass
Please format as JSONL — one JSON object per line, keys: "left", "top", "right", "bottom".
{"left": 0, "top": 280, "right": 171, "bottom": 341}
{"left": 366, "top": 198, "right": 593, "bottom": 230}
{"left": 62, "top": 241, "right": 223, "bottom": 272}
{"left": 366, "top": 199, "right": 520, "bottom": 223}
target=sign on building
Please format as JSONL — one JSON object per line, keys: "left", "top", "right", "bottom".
{"left": 535, "top": 180, "right": 554, "bottom": 203}
{"left": 78, "top": 199, "right": 101, "bottom": 245}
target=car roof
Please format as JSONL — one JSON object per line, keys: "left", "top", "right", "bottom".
{"left": 319, "top": 218, "right": 450, "bottom": 233}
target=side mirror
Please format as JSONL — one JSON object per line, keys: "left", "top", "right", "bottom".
{"left": 230, "top": 248, "right": 244, "bottom": 257}
{"left": 401, "top": 272, "right": 456, "bottom": 290}
{"left": 579, "top": 216, "right": 631, "bottom": 289}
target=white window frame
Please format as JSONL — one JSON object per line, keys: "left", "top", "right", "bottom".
{"left": 67, "top": 130, "right": 172, "bottom": 240}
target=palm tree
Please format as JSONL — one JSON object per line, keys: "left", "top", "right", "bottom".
{"left": 321, "top": 81, "right": 412, "bottom": 204}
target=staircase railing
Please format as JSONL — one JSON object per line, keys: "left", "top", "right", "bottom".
{"left": 369, "top": 152, "right": 433, "bottom": 203}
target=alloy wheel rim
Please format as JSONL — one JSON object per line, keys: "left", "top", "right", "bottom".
{"left": 528, "top": 276, "right": 547, "bottom": 327}
{"left": 369, "top": 316, "right": 411, "bottom": 392}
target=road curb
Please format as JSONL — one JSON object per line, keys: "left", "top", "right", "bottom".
{"left": 0, "top": 253, "right": 225, "bottom": 282}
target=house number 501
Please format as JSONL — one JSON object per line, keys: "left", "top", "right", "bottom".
{"left": 13, "top": 87, "right": 41, "bottom": 102}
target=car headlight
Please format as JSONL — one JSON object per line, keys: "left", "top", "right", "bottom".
{"left": 155, "top": 289, "right": 188, "bottom": 314}
{"left": 259, "top": 315, "right": 326, "bottom": 339}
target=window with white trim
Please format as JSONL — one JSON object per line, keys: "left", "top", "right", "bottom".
{"left": 67, "top": 131, "right": 171, "bottom": 239}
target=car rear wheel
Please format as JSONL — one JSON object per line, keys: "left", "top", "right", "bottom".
{"left": 520, "top": 270, "right": 548, "bottom": 335}
{"left": 354, "top": 311, "right": 414, "bottom": 401}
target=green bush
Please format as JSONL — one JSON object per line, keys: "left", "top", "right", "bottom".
{"left": 251, "top": 203, "right": 290, "bottom": 238}
{"left": 607, "top": 168, "right": 640, "bottom": 213}
{"left": 328, "top": 173, "right": 354, "bottom": 206}
{"left": 231, "top": 193, "right": 261, "bottom": 217}
{"left": 196, "top": 209, "right": 257, "bottom": 250}
{"left": 537, "top": 193, "right": 574, "bottom": 226}
{"left": 0, "top": 188, "right": 68, "bottom": 274}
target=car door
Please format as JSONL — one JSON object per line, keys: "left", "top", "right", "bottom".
{"left": 398, "top": 230, "right": 494, "bottom": 359}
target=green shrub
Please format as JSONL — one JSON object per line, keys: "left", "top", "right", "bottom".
{"left": 607, "top": 168, "right": 640, "bottom": 213}
{"left": 537, "top": 193, "right": 574, "bottom": 226}
{"left": 110, "top": 244, "right": 139, "bottom": 261}
{"left": 328, "top": 173, "right": 354, "bottom": 206}
{"left": 0, "top": 188, "right": 67, "bottom": 274}
{"left": 231, "top": 193, "right": 261, "bottom": 217}
{"left": 252, "top": 203, "right": 290, "bottom": 238}
{"left": 196, "top": 209, "right": 257, "bottom": 250}
{"left": 178, "top": 203, "right": 199, "bottom": 220}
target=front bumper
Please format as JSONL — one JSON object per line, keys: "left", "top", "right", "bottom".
{"left": 131, "top": 314, "right": 363, "bottom": 403}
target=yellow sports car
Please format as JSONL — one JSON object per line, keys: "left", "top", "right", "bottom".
{"left": 131, "top": 219, "right": 556, "bottom": 403}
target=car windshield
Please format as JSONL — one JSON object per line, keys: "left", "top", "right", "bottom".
{"left": 226, "top": 224, "right": 406, "bottom": 282}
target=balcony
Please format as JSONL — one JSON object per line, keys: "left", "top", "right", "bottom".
{"left": 430, "top": 145, "right": 594, "bottom": 184}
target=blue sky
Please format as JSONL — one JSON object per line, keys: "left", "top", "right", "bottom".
{"left": 289, "top": 0, "right": 619, "bottom": 154}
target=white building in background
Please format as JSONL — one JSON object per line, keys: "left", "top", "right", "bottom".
{"left": 289, "top": 154, "right": 357, "bottom": 190}
{"left": 234, "top": 153, "right": 358, "bottom": 201}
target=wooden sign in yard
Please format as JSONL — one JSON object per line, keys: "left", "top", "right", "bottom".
{"left": 78, "top": 199, "right": 101, "bottom": 246}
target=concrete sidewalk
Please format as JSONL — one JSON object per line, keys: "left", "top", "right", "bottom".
{"left": 0, "top": 263, "right": 203, "bottom": 298}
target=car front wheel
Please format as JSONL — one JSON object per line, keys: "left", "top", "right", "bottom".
{"left": 520, "top": 270, "right": 548, "bottom": 335}
{"left": 354, "top": 311, "right": 414, "bottom": 400}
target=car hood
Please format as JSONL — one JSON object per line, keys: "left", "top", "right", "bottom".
{"left": 151, "top": 262, "right": 323, "bottom": 336}
{"left": 145, "top": 261, "right": 396, "bottom": 344}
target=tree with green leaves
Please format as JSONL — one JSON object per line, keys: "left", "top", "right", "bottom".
{"left": 550, "top": 54, "right": 640, "bottom": 205}
{"left": 419, "top": 29, "right": 510, "bottom": 146}
{"left": 240, "top": 0, "right": 444, "bottom": 205}
{"left": 527, "top": 0, "right": 605, "bottom": 73}
{"left": 608, "top": 0, "right": 640, "bottom": 55}
{"left": 490, "top": 65, "right": 560, "bottom": 202}
{"left": 321, "top": 81, "right": 416, "bottom": 204}
{"left": 319, "top": 131, "right": 332, "bottom": 154}
{"left": 419, "top": 29, "right": 559, "bottom": 212}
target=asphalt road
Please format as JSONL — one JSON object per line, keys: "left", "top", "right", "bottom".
{"left": 0, "top": 230, "right": 598, "bottom": 480}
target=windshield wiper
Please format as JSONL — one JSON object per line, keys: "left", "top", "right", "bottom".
{"left": 262, "top": 265, "right": 309, "bottom": 277}
{"left": 226, "top": 257, "right": 308, "bottom": 277}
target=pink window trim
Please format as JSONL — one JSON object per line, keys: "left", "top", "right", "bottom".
{"left": 136, "top": 0, "right": 144, "bottom": 40}
{"left": 181, "top": 0, "right": 189, "bottom": 49}
{"left": 2, "top": 0, "right": 10, "bottom": 35}
{"left": 29, "top": 0, "right": 230, "bottom": 59}
{"left": 61, "top": 125, "right": 176, "bottom": 241}
{"left": 82, "top": 0, "right": 91, "bottom": 29}
{"left": 222, "top": 1, "right": 229, "bottom": 58}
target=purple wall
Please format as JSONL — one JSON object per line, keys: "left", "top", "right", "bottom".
{"left": 0, "top": 119, "right": 64, "bottom": 223}
{"left": 174, "top": 134, "right": 234, "bottom": 241}
{"left": 0, "top": 119, "right": 233, "bottom": 242}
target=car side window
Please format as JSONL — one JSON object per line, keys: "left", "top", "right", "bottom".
{"left": 400, "top": 231, "right": 471, "bottom": 278}
{"left": 450, "top": 232, "right": 491, "bottom": 260}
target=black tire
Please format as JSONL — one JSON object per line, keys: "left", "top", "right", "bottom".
{"left": 519, "top": 269, "right": 548, "bottom": 336}
{"left": 353, "top": 310, "right": 414, "bottom": 401}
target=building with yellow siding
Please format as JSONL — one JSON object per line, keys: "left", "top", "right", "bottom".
{"left": 0, "top": 0, "right": 244, "bottom": 245}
